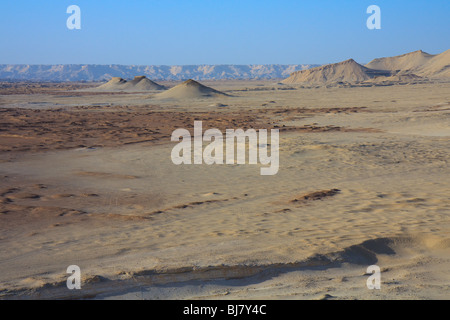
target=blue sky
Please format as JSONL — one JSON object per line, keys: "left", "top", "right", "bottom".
{"left": 0, "top": 0, "right": 449, "bottom": 65}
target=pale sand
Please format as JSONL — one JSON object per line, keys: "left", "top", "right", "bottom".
{"left": 0, "top": 81, "right": 449, "bottom": 299}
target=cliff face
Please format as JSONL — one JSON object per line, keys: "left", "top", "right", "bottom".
{"left": 0, "top": 64, "right": 319, "bottom": 81}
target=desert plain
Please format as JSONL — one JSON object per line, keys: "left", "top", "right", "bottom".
{"left": 0, "top": 60, "right": 449, "bottom": 300}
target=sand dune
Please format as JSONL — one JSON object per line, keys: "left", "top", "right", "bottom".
{"left": 282, "top": 59, "right": 390, "bottom": 85}
{"left": 96, "top": 76, "right": 165, "bottom": 92}
{"left": 153, "top": 79, "right": 228, "bottom": 99}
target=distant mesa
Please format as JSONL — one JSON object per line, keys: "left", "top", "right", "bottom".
{"left": 0, "top": 64, "right": 321, "bottom": 81}
{"left": 153, "top": 79, "right": 229, "bottom": 99}
{"left": 96, "top": 76, "right": 165, "bottom": 92}
{"left": 282, "top": 59, "right": 390, "bottom": 85}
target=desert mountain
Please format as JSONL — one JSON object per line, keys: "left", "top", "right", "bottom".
{"left": 365, "top": 50, "right": 434, "bottom": 73}
{"left": 365, "top": 49, "right": 450, "bottom": 79}
{"left": 282, "top": 59, "right": 390, "bottom": 85}
{"left": 415, "top": 49, "right": 450, "bottom": 78}
{"left": 153, "top": 79, "right": 228, "bottom": 99}
{"left": 96, "top": 76, "right": 164, "bottom": 91}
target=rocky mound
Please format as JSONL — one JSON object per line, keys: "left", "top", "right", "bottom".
{"left": 153, "top": 79, "right": 228, "bottom": 99}
{"left": 96, "top": 76, "right": 164, "bottom": 91}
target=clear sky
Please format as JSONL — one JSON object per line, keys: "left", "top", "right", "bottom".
{"left": 0, "top": 0, "right": 449, "bottom": 65}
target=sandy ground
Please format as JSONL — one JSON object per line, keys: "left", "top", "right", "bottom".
{"left": 0, "top": 81, "right": 449, "bottom": 299}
